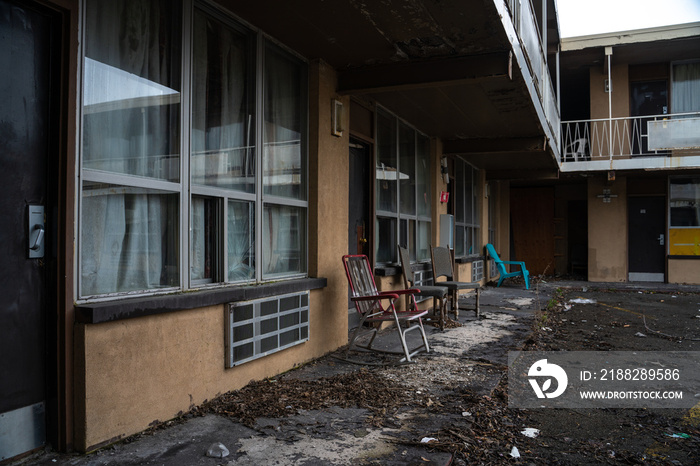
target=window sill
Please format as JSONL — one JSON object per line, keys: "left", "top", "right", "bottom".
{"left": 75, "top": 278, "right": 327, "bottom": 324}
{"left": 455, "top": 255, "right": 485, "bottom": 264}
{"left": 375, "top": 261, "right": 432, "bottom": 277}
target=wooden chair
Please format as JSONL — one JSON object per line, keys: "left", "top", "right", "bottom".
{"left": 342, "top": 254, "right": 430, "bottom": 363}
{"left": 398, "top": 246, "right": 448, "bottom": 330}
{"left": 430, "top": 246, "right": 481, "bottom": 319}
{"left": 486, "top": 243, "right": 530, "bottom": 289}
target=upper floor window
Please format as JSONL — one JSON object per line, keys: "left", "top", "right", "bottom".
{"left": 79, "top": 0, "right": 307, "bottom": 299}
{"left": 671, "top": 62, "right": 700, "bottom": 114}
{"left": 375, "top": 109, "right": 432, "bottom": 264}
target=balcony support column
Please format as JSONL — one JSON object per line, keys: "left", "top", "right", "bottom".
{"left": 605, "top": 46, "right": 613, "bottom": 162}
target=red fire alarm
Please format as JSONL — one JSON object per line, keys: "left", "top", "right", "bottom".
{"left": 440, "top": 191, "right": 449, "bottom": 203}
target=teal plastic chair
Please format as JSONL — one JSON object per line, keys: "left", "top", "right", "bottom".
{"left": 486, "top": 243, "right": 530, "bottom": 290}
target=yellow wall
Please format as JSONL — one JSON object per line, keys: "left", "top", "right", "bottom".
{"left": 74, "top": 60, "right": 351, "bottom": 452}
{"left": 588, "top": 175, "right": 628, "bottom": 281}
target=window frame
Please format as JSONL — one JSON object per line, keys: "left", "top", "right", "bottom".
{"left": 374, "top": 107, "right": 432, "bottom": 265}
{"left": 453, "top": 156, "right": 481, "bottom": 259}
{"left": 668, "top": 176, "right": 700, "bottom": 257}
{"left": 77, "top": 0, "right": 309, "bottom": 301}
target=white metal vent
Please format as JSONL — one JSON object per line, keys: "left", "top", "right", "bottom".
{"left": 489, "top": 258, "right": 498, "bottom": 278}
{"left": 413, "top": 269, "right": 434, "bottom": 303}
{"left": 226, "top": 291, "right": 309, "bottom": 367}
{"left": 472, "top": 260, "right": 484, "bottom": 282}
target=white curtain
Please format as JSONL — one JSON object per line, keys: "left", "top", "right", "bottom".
{"left": 81, "top": 0, "right": 179, "bottom": 296}
{"left": 672, "top": 63, "right": 700, "bottom": 113}
{"left": 263, "top": 45, "right": 302, "bottom": 199}
{"left": 191, "top": 11, "right": 248, "bottom": 190}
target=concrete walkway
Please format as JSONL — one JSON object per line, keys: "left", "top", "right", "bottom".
{"left": 17, "top": 279, "right": 697, "bottom": 466}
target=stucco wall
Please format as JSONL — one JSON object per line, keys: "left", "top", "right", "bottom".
{"left": 590, "top": 63, "right": 630, "bottom": 156}
{"left": 588, "top": 176, "right": 628, "bottom": 281}
{"left": 74, "top": 60, "right": 351, "bottom": 452}
{"left": 668, "top": 259, "right": 700, "bottom": 285}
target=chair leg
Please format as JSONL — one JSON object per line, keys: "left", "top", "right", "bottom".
{"left": 395, "top": 319, "right": 430, "bottom": 362}
{"left": 474, "top": 288, "right": 480, "bottom": 318}
{"left": 452, "top": 290, "right": 459, "bottom": 318}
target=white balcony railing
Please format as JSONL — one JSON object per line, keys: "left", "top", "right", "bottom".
{"left": 561, "top": 113, "right": 700, "bottom": 166}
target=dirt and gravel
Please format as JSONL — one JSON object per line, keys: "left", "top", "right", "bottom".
{"left": 518, "top": 286, "right": 700, "bottom": 465}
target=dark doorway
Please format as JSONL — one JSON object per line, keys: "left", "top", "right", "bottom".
{"left": 630, "top": 80, "right": 668, "bottom": 155}
{"left": 0, "top": 0, "right": 60, "bottom": 459}
{"left": 348, "top": 139, "right": 371, "bottom": 310}
{"left": 510, "top": 187, "right": 555, "bottom": 276}
{"left": 567, "top": 200, "right": 588, "bottom": 278}
{"left": 628, "top": 196, "right": 666, "bottom": 282}
{"left": 348, "top": 139, "right": 371, "bottom": 258}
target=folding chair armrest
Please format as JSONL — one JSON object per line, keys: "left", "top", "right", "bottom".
{"left": 352, "top": 293, "right": 399, "bottom": 302}
{"left": 388, "top": 288, "right": 420, "bottom": 297}
{"left": 500, "top": 260, "right": 526, "bottom": 267}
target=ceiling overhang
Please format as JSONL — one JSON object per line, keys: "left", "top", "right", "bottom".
{"left": 218, "top": 0, "right": 560, "bottom": 175}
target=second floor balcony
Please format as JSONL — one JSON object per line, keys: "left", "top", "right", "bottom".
{"left": 560, "top": 113, "right": 700, "bottom": 172}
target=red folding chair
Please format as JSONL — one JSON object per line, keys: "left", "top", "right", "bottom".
{"left": 342, "top": 254, "right": 430, "bottom": 363}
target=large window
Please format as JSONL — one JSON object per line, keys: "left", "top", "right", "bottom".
{"left": 671, "top": 62, "right": 700, "bottom": 114}
{"left": 669, "top": 177, "right": 700, "bottom": 256}
{"left": 375, "top": 109, "right": 431, "bottom": 264}
{"left": 80, "top": 0, "right": 307, "bottom": 298}
{"left": 454, "top": 158, "right": 480, "bottom": 258}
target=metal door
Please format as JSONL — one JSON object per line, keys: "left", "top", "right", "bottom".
{"left": 0, "top": 0, "right": 55, "bottom": 459}
{"left": 628, "top": 196, "right": 666, "bottom": 282}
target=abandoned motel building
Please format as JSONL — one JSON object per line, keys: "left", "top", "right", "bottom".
{"left": 2, "top": 0, "right": 700, "bottom": 459}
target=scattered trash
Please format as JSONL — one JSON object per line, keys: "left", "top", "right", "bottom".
{"left": 581, "top": 287, "right": 588, "bottom": 292}
{"left": 666, "top": 433, "right": 691, "bottom": 439}
{"left": 510, "top": 446, "right": 521, "bottom": 458}
{"left": 541, "top": 327, "right": 552, "bottom": 331}
{"left": 206, "top": 442, "right": 230, "bottom": 458}
{"left": 521, "top": 428, "right": 540, "bottom": 438}
{"left": 569, "top": 298, "right": 597, "bottom": 304}
{"left": 635, "top": 332, "right": 647, "bottom": 338}
{"left": 421, "top": 437, "right": 438, "bottom": 443}
{"left": 563, "top": 304, "right": 572, "bottom": 312}
{"left": 462, "top": 411, "right": 472, "bottom": 417}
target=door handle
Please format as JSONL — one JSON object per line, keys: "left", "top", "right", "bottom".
{"left": 657, "top": 234, "right": 665, "bottom": 246}
{"left": 30, "top": 227, "right": 45, "bottom": 250}
{"left": 28, "top": 205, "right": 45, "bottom": 258}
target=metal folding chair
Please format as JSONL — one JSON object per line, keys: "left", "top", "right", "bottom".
{"left": 431, "top": 246, "right": 481, "bottom": 319}
{"left": 397, "top": 246, "right": 448, "bottom": 330}
{"left": 342, "top": 254, "right": 430, "bottom": 363}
